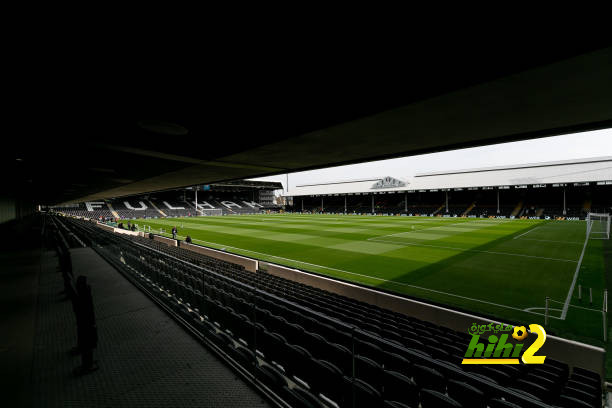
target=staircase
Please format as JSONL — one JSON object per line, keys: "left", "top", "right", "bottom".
{"left": 511, "top": 201, "right": 523, "bottom": 217}
{"left": 462, "top": 202, "right": 476, "bottom": 217}
{"left": 106, "top": 202, "right": 120, "bottom": 218}
{"left": 149, "top": 200, "right": 167, "bottom": 217}
{"left": 433, "top": 204, "right": 445, "bottom": 215}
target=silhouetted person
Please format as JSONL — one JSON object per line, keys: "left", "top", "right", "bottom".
{"left": 172, "top": 226, "right": 177, "bottom": 239}
{"left": 131, "top": 224, "right": 136, "bottom": 231}
{"left": 73, "top": 276, "right": 98, "bottom": 375}
{"left": 185, "top": 235, "right": 192, "bottom": 243}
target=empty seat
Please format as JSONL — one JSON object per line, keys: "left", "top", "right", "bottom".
{"left": 382, "top": 352, "right": 412, "bottom": 378}
{"left": 382, "top": 370, "right": 418, "bottom": 408}
{"left": 383, "top": 401, "right": 412, "bottom": 408}
{"left": 343, "top": 377, "right": 383, "bottom": 408}
{"left": 477, "top": 366, "right": 511, "bottom": 385}
{"left": 355, "top": 338, "right": 384, "bottom": 361}
{"left": 307, "top": 359, "right": 344, "bottom": 404}
{"left": 488, "top": 398, "right": 523, "bottom": 408}
{"left": 446, "top": 379, "right": 485, "bottom": 408}
{"left": 419, "top": 389, "right": 462, "bottom": 408}
{"left": 561, "top": 386, "right": 599, "bottom": 408}
{"left": 355, "top": 355, "right": 384, "bottom": 391}
{"left": 254, "top": 364, "right": 287, "bottom": 390}
{"left": 319, "top": 341, "right": 352, "bottom": 374}
{"left": 556, "top": 394, "right": 597, "bottom": 408}
{"left": 285, "top": 343, "right": 312, "bottom": 380}
{"left": 230, "top": 346, "right": 255, "bottom": 368}
{"left": 572, "top": 367, "right": 600, "bottom": 383}
{"left": 282, "top": 386, "right": 325, "bottom": 408}
{"left": 413, "top": 364, "right": 445, "bottom": 393}
{"left": 565, "top": 379, "right": 599, "bottom": 396}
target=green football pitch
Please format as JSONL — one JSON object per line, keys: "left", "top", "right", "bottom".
{"left": 127, "top": 214, "right": 608, "bottom": 346}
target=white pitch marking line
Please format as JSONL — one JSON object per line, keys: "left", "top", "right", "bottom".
{"left": 517, "top": 238, "right": 584, "bottom": 245}
{"left": 513, "top": 226, "right": 540, "bottom": 240}
{"left": 366, "top": 237, "right": 577, "bottom": 263}
{"left": 549, "top": 299, "right": 602, "bottom": 313}
{"left": 374, "top": 229, "right": 427, "bottom": 239}
{"left": 162, "top": 233, "right": 546, "bottom": 317}
{"left": 523, "top": 307, "right": 563, "bottom": 320}
{"left": 560, "top": 233, "right": 591, "bottom": 320}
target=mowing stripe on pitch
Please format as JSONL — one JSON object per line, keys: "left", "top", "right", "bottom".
{"left": 163, "top": 232, "right": 555, "bottom": 318}
{"left": 366, "top": 237, "right": 577, "bottom": 263}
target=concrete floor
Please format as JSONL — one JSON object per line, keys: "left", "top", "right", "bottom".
{"left": 1, "top": 245, "right": 272, "bottom": 407}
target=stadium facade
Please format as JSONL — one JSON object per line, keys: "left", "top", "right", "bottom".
{"left": 286, "top": 156, "right": 612, "bottom": 219}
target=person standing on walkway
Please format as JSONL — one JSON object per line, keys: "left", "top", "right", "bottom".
{"left": 73, "top": 276, "right": 98, "bottom": 375}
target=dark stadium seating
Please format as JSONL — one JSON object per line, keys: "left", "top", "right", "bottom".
{"left": 60, "top": 216, "right": 604, "bottom": 408}
{"left": 110, "top": 200, "right": 163, "bottom": 218}
{"left": 155, "top": 199, "right": 195, "bottom": 217}
{"left": 51, "top": 202, "right": 114, "bottom": 219}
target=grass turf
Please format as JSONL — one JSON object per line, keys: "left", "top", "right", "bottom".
{"left": 127, "top": 214, "right": 608, "bottom": 347}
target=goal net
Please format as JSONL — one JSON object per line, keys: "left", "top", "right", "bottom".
{"left": 587, "top": 213, "right": 610, "bottom": 239}
{"left": 199, "top": 208, "right": 223, "bottom": 216}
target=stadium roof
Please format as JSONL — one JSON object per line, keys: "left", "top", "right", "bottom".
{"left": 4, "top": 42, "right": 612, "bottom": 206}
{"left": 286, "top": 156, "right": 612, "bottom": 196}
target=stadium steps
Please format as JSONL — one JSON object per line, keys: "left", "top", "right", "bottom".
{"left": 432, "top": 204, "right": 445, "bottom": 215}
{"left": 149, "top": 200, "right": 167, "bottom": 217}
{"left": 583, "top": 199, "right": 592, "bottom": 213}
{"left": 105, "top": 202, "right": 120, "bottom": 218}
{"left": 511, "top": 201, "right": 523, "bottom": 217}
{"left": 461, "top": 202, "right": 476, "bottom": 216}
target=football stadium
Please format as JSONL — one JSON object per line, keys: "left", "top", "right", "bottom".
{"left": 3, "top": 43, "right": 612, "bottom": 408}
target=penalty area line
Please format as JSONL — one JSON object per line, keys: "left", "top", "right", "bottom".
{"left": 513, "top": 226, "right": 540, "bottom": 240}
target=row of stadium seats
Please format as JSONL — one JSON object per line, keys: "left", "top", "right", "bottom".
{"left": 52, "top": 198, "right": 266, "bottom": 219}
{"left": 61, "top": 217, "right": 603, "bottom": 408}
{"left": 296, "top": 195, "right": 612, "bottom": 219}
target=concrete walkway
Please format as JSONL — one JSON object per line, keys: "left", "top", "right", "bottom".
{"left": 20, "top": 247, "right": 271, "bottom": 407}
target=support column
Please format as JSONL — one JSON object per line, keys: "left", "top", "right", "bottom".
{"left": 371, "top": 194, "right": 375, "bottom": 214}
{"left": 563, "top": 187, "right": 567, "bottom": 215}
{"left": 445, "top": 191, "right": 449, "bottom": 213}
{"left": 321, "top": 197, "right": 324, "bottom": 213}
{"left": 497, "top": 190, "right": 500, "bottom": 214}
{"left": 195, "top": 187, "right": 198, "bottom": 216}
{"left": 344, "top": 195, "right": 347, "bottom": 213}
{"left": 405, "top": 191, "right": 408, "bottom": 213}
{"left": 301, "top": 199, "right": 304, "bottom": 212}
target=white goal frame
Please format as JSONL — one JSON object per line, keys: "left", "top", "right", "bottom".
{"left": 199, "top": 208, "right": 223, "bottom": 216}
{"left": 587, "top": 212, "right": 610, "bottom": 239}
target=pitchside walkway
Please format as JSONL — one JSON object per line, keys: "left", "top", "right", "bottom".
{"left": 3, "top": 246, "right": 271, "bottom": 407}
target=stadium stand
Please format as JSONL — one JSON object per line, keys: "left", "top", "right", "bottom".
{"left": 51, "top": 202, "right": 114, "bottom": 220}
{"left": 59, "top": 215, "right": 605, "bottom": 408}
{"left": 110, "top": 199, "right": 162, "bottom": 219}
{"left": 154, "top": 198, "right": 194, "bottom": 217}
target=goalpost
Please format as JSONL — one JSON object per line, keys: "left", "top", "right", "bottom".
{"left": 199, "top": 208, "right": 223, "bottom": 216}
{"left": 587, "top": 212, "right": 610, "bottom": 239}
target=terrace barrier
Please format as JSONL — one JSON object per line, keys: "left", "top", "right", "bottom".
{"left": 180, "top": 241, "right": 258, "bottom": 273}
